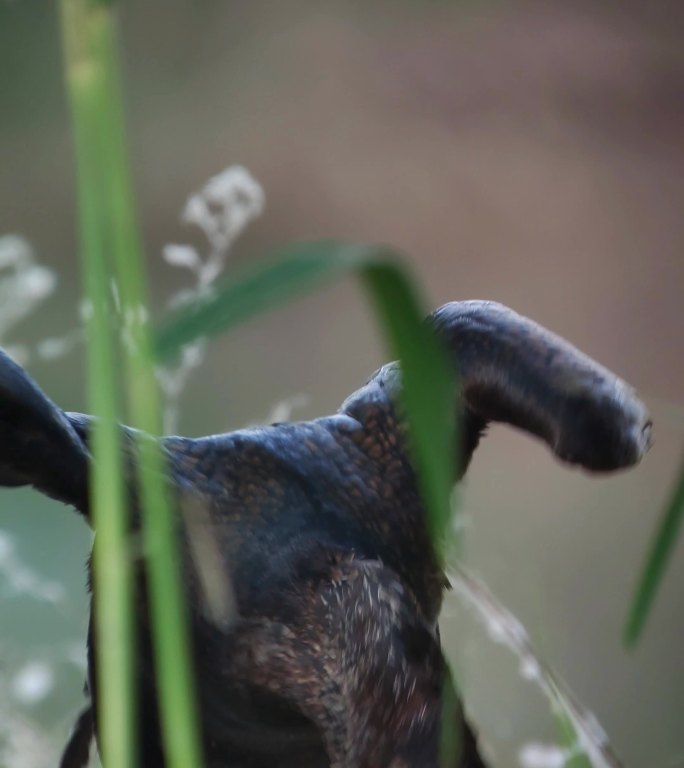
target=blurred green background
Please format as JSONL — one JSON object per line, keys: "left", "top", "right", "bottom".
{"left": 1, "top": 1, "right": 683, "bottom": 766}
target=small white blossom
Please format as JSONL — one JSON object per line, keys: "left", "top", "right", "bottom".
{"left": 182, "top": 193, "right": 211, "bottom": 231}
{"left": 0, "top": 234, "right": 31, "bottom": 268}
{"left": 519, "top": 655, "right": 541, "bottom": 681}
{"left": 11, "top": 662, "right": 54, "bottom": 705}
{"left": 36, "top": 329, "right": 83, "bottom": 361}
{"left": 181, "top": 340, "right": 206, "bottom": 368}
{"left": 163, "top": 244, "right": 201, "bottom": 270}
{"left": 181, "top": 164, "right": 264, "bottom": 259}
{"left": 158, "top": 165, "right": 265, "bottom": 432}
{"left": 519, "top": 743, "right": 569, "bottom": 768}
{"left": 20, "top": 266, "right": 55, "bottom": 301}
{"left": 0, "top": 236, "right": 57, "bottom": 347}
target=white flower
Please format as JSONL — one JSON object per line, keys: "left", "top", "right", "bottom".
{"left": 0, "top": 238, "right": 57, "bottom": 347}
{"left": 11, "top": 662, "right": 54, "bottom": 705}
{"left": 181, "top": 165, "right": 265, "bottom": 253}
{"left": 158, "top": 165, "right": 265, "bottom": 432}
{"left": 163, "top": 244, "right": 201, "bottom": 270}
{"left": 19, "top": 266, "right": 56, "bottom": 301}
{"left": 0, "top": 234, "right": 31, "bottom": 268}
{"left": 182, "top": 193, "right": 211, "bottom": 230}
{"left": 519, "top": 656, "right": 541, "bottom": 681}
{"left": 519, "top": 743, "right": 569, "bottom": 768}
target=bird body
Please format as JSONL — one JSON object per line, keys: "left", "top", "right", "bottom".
{"left": 0, "top": 301, "right": 651, "bottom": 768}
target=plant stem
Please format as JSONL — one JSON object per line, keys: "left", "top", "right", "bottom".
{"left": 59, "top": 2, "right": 203, "bottom": 766}
{"left": 59, "top": 3, "right": 134, "bottom": 766}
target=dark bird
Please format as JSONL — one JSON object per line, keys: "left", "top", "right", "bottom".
{"left": 0, "top": 300, "right": 651, "bottom": 768}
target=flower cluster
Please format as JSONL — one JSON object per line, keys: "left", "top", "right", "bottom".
{"left": 0, "top": 235, "right": 57, "bottom": 364}
{"left": 156, "top": 165, "right": 265, "bottom": 432}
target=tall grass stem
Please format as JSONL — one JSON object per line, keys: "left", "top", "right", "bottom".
{"left": 59, "top": 2, "right": 203, "bottom": 766}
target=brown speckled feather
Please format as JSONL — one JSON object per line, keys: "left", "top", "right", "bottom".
{"left": 0, "top": 301, "right": 651, "bottom": 768}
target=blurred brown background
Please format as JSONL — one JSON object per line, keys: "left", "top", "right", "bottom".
{"left": 0, "top": 1, "right": 682, "bottom": 766}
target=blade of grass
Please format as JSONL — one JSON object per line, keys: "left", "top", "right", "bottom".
{"left": 360, "top": 262, "right": 456, "bottom": 555}
{"left": 59, "top": 3, "right": 134, "bottom": 767}
{"left": 156, "top": 241, "right": 377, "bottom": 352}
{"left": 156, "top": 240, "right": 457, "bottom": 553}
{"left": 60, "top": 2, "right": 203, "bottom": 766}
{"left": 93, "top": 13, "right": 204, "bottom": 768}
{"left": 624, "top": 455, "right": 684, "bottom": 646}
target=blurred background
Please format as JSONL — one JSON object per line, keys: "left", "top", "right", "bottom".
{"left": 1, "top": 0, "right": 683, "bottom": 766}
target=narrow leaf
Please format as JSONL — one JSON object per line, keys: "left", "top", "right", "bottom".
{"left": 59, "top": 3, "right": 135, "bottom": 766}
{"left": 59, "top": 2, "right": 204, "bottom": 766}
{"left": 625, "top": 455, "right": 684, "bottom": 646}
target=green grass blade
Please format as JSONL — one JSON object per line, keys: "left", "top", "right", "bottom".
{"left": 59, "top": 3, "right": 135, "bottom": 766}
{"left": 93, "top": 14, "right": 204, "bottom": 768}
{"left": 156, "top": 241, "right": 372, "bottom": 354}
{"left": 624, "top": 455, "right": 684, "bottom": 646}
{"left": 60, "top": 2, "right": 203, "bottom": 766}
{"left": 156, "top": 240, "right": 457, "bottom": 551}
{"left": 360, "top": 262, "right": 457, "bottom": 553}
